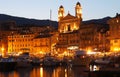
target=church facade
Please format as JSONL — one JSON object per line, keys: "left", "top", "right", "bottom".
{"left": 56, "top": 2, "right": 82, "bottom": 54}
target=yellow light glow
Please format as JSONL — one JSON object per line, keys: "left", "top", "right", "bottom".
{"left": 39, "top": 51, "right": 45, "bottom": 55}
{"left": 73, "top": 24, "right": 78, "bottom": 30}
{"left": 39, "top": 51, "right": 43, "bottom": 54}
{"left": 87, "top": 49, "right": 92, "bottom": 54}
{"left": 1, "top": 47, "right": 4, "bottom": 51}
{"left": 64, "top": 51, "right": 67, "bottom": 55}
{"left": 65, "top": 69, "right": 67, "bottom": 77}
{"left": 87, "top": 51, "right": 91, "bottom": 54}
{"left": 114, "top": 48, "right": 118, "bottom": 51}
{"left": 55, "top": 52, "right": 58, "bottom": 54}
{"left": 40, "top": 67, "right": 43, "bottom": 77}
{"left": 58, "top": 13, "right": 62, "bottom": 17}
{"left": 1, "top": 47, "right": 5, "bottom": 57}
{"left": 67, "top": 46, "right": 78, "bottom": 50}
{"left": 17, "top": 52, "right": 22, "bottom": 55}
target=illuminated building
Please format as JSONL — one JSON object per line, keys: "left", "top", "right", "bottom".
{"left": 0, "top": 37, "right": 2, "bottom": 50}
{"left": 8, "top": 33, "right": 34, "bottom": 54}
{"left": 33, "top": 33, "right": 52, "bottom": 54}
{"left": 0, "top": 21, "right": 17, "bottom": 56}
{"left": 0, "top": 31, "right": 15, "bottom": 56}
{"left": 80, "top": 23, "right": 109, "bottom": 52}
{"left": 108, "top": 13, "right": 120, "bottom": 52}
{"left": 33, "top": 29, "right": 58, "bottom": 55}
{"left": 56, "top": 2, "right": 82, "bottom": 53}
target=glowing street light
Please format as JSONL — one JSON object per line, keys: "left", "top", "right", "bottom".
{"left": 1, "top": 47, "right": 4, "bottom": 51}
{"left": 1, "top": 47, "right": 5, "bottom": 57}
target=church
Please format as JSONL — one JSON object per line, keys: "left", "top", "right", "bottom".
{"left": 56, "top": 2, "right": 82, "bottom": 54}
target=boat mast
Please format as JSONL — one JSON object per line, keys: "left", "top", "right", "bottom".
{"left": 49, "top": 9, "right": 52, "bottom": 55}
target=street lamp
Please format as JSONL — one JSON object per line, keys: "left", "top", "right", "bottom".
{"left": 1, "top": 47, "right": 4, "bottom": 57}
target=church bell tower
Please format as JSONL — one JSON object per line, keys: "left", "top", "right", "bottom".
{"left": 75, "top": 2, "right": 82, "bottom": 20}
{"left": 58, "top": 5, "right": 65, "bottom": 21}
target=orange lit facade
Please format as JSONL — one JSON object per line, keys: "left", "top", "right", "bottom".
{"left": 33, "top": 34, "right": 51, "bottom": 55}
{"left": 56, "top": 2, "right": 82, "bottom": 53}
{"left": 0, "top": 31, "right": 14, "bottom": 56}
{"left": 33, "top": 30, "right": 58, "bottom": 55}
{"left": 79, "top": 23, "right": 110, "bottom": 52}
{"left": 0, "top": 21, "right": 17, "bottom": 56}
{"left": 8, "top": 33, "right": 34, "bottom": 54}
{"left": 108, "top": 13, "right": 120, "bottom": 52}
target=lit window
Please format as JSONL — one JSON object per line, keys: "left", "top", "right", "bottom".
{"left": 117, "top": 19, "right": 119, "bottom": 23}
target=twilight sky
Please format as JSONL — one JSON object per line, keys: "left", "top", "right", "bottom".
{"left": 0, "top": 0, "right": 120, "bottom": 21}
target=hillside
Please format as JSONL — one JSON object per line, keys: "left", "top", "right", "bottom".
{"left": 0, "top": 14, "right": 111, "bottom": 28}
{"left": 0, "top": 14, "right": 58, "bottom": 28}
{"left": 83, "top": 17, "right": 111, "bottom": 24}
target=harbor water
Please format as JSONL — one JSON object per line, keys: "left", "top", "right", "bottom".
{"left": 0, "top": 66, "right": 89, "bottom": 77}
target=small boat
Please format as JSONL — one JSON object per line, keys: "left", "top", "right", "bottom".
{"left": 71, "top": 50, "right": 92, "bottom": 67}
{"left": 16, "top": 52, "right": 32, "bottom": 68}
{"left": 30, "top": 57, "right": 42, "bottom": 66}
{"left": 71, "top": 55, "right": 92, "bottom": 67}
{"left": 16, "top": 58, "right": 32, "bottom": 68}
{"left": 89, "top": 57, "right": 111, "bottom": 71}
{"left": 0, "top": 57, "right": 17, "bottom": 71}
{"left": 95, "top": 59, "right": 110, "bottom": 64}
{"left": 42, "top": 55, "right": 60, "bottom": 67}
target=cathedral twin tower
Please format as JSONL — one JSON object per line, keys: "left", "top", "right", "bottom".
{"left": 58, "top": 2, "right": 82, "bottom": 33}
{"left": 58, "top": 2, "right": 82, "bottom": 21}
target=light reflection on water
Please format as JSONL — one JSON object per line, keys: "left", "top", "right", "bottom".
{"left": 0, "top": 66, "right": 89, "bottom": 77}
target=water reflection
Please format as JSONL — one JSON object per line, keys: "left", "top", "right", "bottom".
{"left": 0, "top": 66, "right": 89, "bottom": 77}
{"left": 40, "top": 67, "right": 43, "bottom": 77}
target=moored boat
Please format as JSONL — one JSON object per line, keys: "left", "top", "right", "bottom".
{"left": 71, "top": 55, "right": 92, "bottom": 67}
{"left": 42, "top": 55, "right": 60, "bottom": 67}
{"left": 30, "top": 57, "right": 42, "bottom": 66}
{"left": 71, "top": 50, "right": 93, "bottom": 67}
{"left": 0, "top": 57, "right": 17, "bottom": 71}
{"left": 16, "top": 59, "right": 32, "bottom": 68}
{"left": 15, "top": 52, "right": 32, "bottom": 68}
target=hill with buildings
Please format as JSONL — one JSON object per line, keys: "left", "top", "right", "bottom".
{"left": 0, "top": 14, "right": 111, "bottom": 28}
{"left": 0, "top": 14, "right": 58, "bottom": 28}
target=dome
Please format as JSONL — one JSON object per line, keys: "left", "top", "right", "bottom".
{"left": 76, "top": 2, "right": 81, "bottom": 6}
{"left": 59, "top": 5, "right": 64, "bottom": 8}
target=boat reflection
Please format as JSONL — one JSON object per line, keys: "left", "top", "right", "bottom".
{"left": 40, "top": 67, "right": 43, "bottom": 77}
{"left": 0, "top": 66, "right": 89, "bottom": 77}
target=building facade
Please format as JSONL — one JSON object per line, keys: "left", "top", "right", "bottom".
{"left": 79, "top": 23, "right": 110, "bottom": 52}
{"left": 108, "top": 13, "right": 120, "bottom": 52}
{"left": 56, "top": 2, "right": 82, "bottom": 53}
{"left": 33, "top": 33, "right": 54, "bottom": 55}
{"left": 8, "top": 33, "right": 34, "bottom": 54}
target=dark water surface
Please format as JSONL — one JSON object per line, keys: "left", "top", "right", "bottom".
{"left": 0, "top": 66, "right": 89, "bottom": 77}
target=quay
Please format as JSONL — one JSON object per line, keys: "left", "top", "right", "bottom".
{"left": 87, "top": 70, "right": 120, "bottom": 77}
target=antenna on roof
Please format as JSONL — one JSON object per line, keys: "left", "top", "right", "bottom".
{"left": 50, "top": 9, "right": 52, "bottom": 21}
{"left": 49, "top": 9, "right": 52, "bottom": 55}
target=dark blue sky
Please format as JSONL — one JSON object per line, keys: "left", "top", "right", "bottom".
{"left": 0, "top": 0, "right": 120, "bottom": 21}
